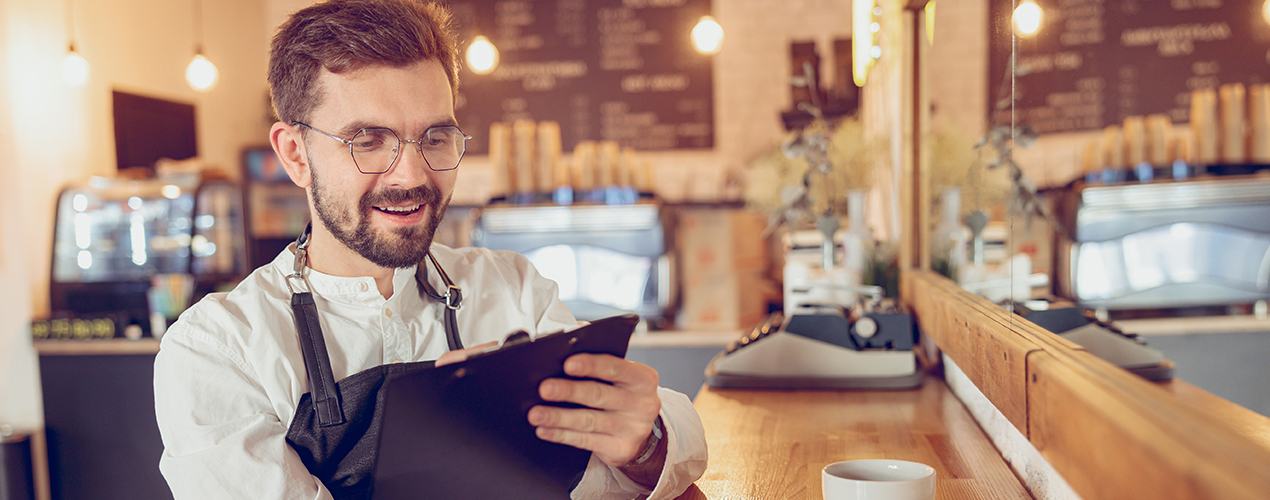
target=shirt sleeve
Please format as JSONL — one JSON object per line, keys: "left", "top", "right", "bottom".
{"left": 570, "top": 388, "right": 709, "bottom": 500}
{"left": 154, "top": 323, "right": 331, "bottom": 500}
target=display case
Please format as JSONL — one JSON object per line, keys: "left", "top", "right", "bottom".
{"left": 47, "top": 175, "right": 247, "bottom": 338}
{"left": 241, "top": 147, "right": 309, "bottom": 269}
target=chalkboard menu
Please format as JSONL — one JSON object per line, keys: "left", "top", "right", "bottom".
{"left": 444, "top": 0, "right": 714, "bottom": 154}
{"left": 988, "top": 0, "right": 1270, "bottom": 134}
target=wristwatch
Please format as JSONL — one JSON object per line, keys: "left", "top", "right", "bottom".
{"left": 632, "top": 415, "right": 665, "bottom": 465}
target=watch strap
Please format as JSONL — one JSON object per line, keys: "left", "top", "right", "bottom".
{"left": 632, "top": 415, "right": 664, "bottom": 465}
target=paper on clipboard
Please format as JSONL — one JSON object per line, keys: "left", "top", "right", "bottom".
{"left": 371, "top": 314, "right": 639, "bottom": 500}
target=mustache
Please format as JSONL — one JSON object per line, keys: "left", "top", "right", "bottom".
{"left": 360, "top": 184, "right": 442, "bottom": 209}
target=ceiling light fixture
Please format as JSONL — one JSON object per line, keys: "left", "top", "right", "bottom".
{"left": 852, "top": 0, "right": 876, "bottom": 87}
{"left": 466, "top": 35, "right": 499, "bottom": 75}
{"left": 691, "top": 16, "right": 724, "bottom": 55}
{"left": 62, "top": 0, "right": 89, "bottom": 87}
{"left": 1013, "top": 0, "right": 1043, "bottom": 38}
{"left": 186, "top": 0, "right": 219, "bottom": 92}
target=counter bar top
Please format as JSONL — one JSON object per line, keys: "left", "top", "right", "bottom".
{"left": 673, "top": 374, "right": 1033, "bottom": 500}
{"left": 34, "top": 338, "right": 161, "bottom": 356}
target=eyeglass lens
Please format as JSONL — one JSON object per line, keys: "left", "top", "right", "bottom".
{"left": 350, "top": 126, "right": 467, "bottom": 173}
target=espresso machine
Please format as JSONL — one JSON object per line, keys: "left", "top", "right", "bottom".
{"left": 472, "top": 203, "right": 675, "bottom": 328}
{"left": 1056, "top": 175, "right": 1270, "bottom": 312}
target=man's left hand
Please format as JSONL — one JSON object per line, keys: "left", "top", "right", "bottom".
{"left": 528, "top": 354, "right": 663, "bottom": 473}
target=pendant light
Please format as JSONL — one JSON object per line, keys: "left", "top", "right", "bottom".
{"left": 691, "top": 16, "right": 724, "bottom": 55}
{"left": 186, "top": 0, "right": 219, "bottom": 92}
{"left": 925, "top": 1, "right": 936, "bottom": 45}
{"left": 466, "top": 35, "right": 499, "bottom": 75}
{"left": 1013, "top": 0, "right": 1044, "bottom": 38}
{"left": 852, "top": 0, "right": 876, "bottom": 87}
{"left": 61, "top": 0, "right": 89, "bottom": 87}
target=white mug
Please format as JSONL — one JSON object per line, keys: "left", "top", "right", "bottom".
{"left": 822, "top": 459, "right": 936, "bottom": 500}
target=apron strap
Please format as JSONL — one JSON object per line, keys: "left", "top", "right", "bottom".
{"left": 416, "top": 252, "right": 465, "bottom": 351}
{"left": 287, "top": 224, "right": 345, "bottom": 427}
{"left": 292, "top": 291, "right": 345, "bottom": 427}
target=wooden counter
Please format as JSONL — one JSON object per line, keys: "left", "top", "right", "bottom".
{"left": 675, "top": 375, "right": 1033, "bottom": 500}
{"left": 34, "top": 338, "right": 161, "bottom": 355}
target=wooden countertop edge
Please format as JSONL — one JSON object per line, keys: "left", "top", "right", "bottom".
{"left": 34, "top": 339, "right": 161, "bottom": 356}
{"left": 903, "top": 270, "right": 1270, "bottom": 499}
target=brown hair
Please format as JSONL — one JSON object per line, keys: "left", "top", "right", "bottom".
{"left": 268, "top": 0, "right": 460, "bottom": 124}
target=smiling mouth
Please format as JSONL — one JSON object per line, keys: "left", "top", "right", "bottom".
{"left": 373, "top": 204, "right": 422, "bottom": 216}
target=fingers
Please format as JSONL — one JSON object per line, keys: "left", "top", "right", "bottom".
{"left": 527, "top": 405, "right": 643, "bottom": 435}
{"left": 540, "top": 378, "right": 616, "bottom": 410}
{"left": 533, "top": 427, "right": 642, "bottom": 467}
{"left": 434, "top": 341, "right": 498, "bottom": 367}
{"left": 561, "top": 353, "right": 659, "bottom": 389}
{"left": 528, "top": 405, "right": 651, "bottom": 466}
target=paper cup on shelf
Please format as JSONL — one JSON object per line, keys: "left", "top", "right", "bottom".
{"left": 822, "top": 459, "right": 935, "bottom": 500}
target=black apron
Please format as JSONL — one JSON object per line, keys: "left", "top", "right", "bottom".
{"left": 281, "top": 227, "right": 465, "bottom": 499}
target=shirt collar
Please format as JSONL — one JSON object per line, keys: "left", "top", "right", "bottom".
{"left": 271, "top": 246, "right": 419, "bottom": 305}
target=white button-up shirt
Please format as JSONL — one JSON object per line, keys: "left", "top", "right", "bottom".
{"left": 154, "top": 244, "right": 707, "bottom": 499}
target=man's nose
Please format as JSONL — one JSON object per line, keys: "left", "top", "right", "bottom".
{"left": 383, "top": 141, "right": 432, "bottom": 183}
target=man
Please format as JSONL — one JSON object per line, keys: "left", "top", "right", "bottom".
{"left": 153, "top": 1, "right": 707, "bottom": 498}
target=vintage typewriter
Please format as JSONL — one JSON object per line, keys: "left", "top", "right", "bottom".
{"left": 705, "top": 285, "right": 923, "bottom": 390}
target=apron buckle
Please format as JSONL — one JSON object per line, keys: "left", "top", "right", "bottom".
{"left": 444, "top": 285, "right": 463, "bottom": 310}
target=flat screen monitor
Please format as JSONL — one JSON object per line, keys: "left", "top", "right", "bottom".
{"left": 112, "top": 90, "right": 197, "bottom": 172}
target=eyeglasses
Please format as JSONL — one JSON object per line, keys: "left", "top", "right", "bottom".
{"left": 292, "top": 121, "right": 472, "bottom": 173}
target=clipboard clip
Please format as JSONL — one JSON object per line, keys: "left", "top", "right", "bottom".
{"left": 499, "top": 330, "right": 532, "bottom": 349}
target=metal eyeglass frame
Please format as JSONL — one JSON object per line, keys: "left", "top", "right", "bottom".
{"left": 291, "top": 121, "right": 472, "bottom": 173}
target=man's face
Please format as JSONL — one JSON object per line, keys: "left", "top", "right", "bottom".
{"left": 302, "top": 60, "right": 458, "bottom": 269}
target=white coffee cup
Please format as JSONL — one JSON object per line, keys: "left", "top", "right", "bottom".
{"left": 822, "top": 459, "right": 936, "bottom": 500}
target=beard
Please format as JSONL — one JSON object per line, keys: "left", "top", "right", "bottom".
{"left": 309, "top": 157, "right": 450, "bottom": 269}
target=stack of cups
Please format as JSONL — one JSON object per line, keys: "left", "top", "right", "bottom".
{"left": 1219, "top": 83, "right": 1247, "bottom": 165}
{"left": 1251, "top": 84, "right": 1270, "bottom": 165}
{"left": 1191, "top": 87, "right": 1220, "bottom": 168}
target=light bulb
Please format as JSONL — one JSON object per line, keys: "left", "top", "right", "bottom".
{"left": 1263, "top": 0, "right": 1269, "bottom": 25}
{"left": 1013, "top": 0, "right": 1043, "bottom": 37}
{"left": 691, "top": 16, "right": 724, "bottom": 55}
{"left": 925, "top": 1, "right": 936, "bottom": 44}
{"left": 62, "top": 50, "right": 90, "bottom": 87}
{"left": 466, "top": 36, "right": 499, "bottom": 75}
{"left": 853, "top": 0, "right": 876, "bottom": 87}
{"left": 186, "top": 54, "right": 219, "bottom": 92}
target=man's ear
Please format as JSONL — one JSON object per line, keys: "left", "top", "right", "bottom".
{"left": 270, "top": 122, "right": 312, "bottom": 189}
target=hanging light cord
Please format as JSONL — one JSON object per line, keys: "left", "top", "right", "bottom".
{"left": 65, "top": 0, "right": 76, "bottom": 51}
{"left": 193, "top": 0, "right": 204, "bottom": 55}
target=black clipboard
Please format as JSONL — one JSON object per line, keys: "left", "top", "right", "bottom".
{"left": 371, "top": 314, "right": 639, "bottom": 500}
